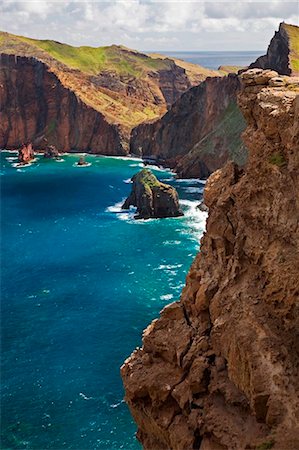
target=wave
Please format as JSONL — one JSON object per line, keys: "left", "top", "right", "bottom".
{"left": 123, "top": 178, "right": 132, "bottom": 184}
{"left": 155, "top": 264, "right": 183, "bottom": 270}
{"left": 72, "top": 162, "right": 92, "bottom": 167}
{"left": 160, "top": 294, "right": 174, "bottom": 301}
{"left": 6, "top": 156, "right": 18, "bottom": 162}
{"left": 129, "top": 163, "right": 144, "bottom": 168}
{"left": 182, "top": 186, "right": 204, "bottom": 194}
{"left": 175, "top": 178, "right": 206, "bottom": 185}
{"left": 106, "top": 200, "right": 137, "bottom": 221}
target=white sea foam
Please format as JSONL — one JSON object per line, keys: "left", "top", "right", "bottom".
{"left": 73, "top": 162, "right": 92, "bottom": 167}
{"left": 106, "top": 200, "right": 137, "bottom": 221}
{"left": 180, "top": 199, "right": 208, "bottom": 240}
{"left": 160, "top": 294, "right": 174, "bottom": 301}
{"left": 12, "top": 162, "right": 33, "bottom": 168}
{"left": 155, "top": 264, "right": 183, "bottom": 270}
{"left": 182, "top": 186, "right": 204, "bottom": 194}
{"left": 163, "top": 240, "right": 182, "bottom": 245}
{"left": 129, "top": 163, "right": 144, "bottom": 168}
{"left": 123, "top": 178, "right": 132, "bottom": 184}
{"left": 175, "top": 178, "right": 206, "bottom": 184}
{"left": 55, "top": 158, "right": 65, "bottom": 163}
{"left": 100, "top": 155, "right": 142, "bottom": 162}
{"left": 6, "top": 156, "right": 18, "bottom": 162}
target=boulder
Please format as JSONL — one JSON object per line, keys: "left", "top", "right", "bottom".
{"left": 122, "top": 169, "right": 183, "bottom": 219}
{"left": 43, "top": 145, "right": 60, "bottom": 158}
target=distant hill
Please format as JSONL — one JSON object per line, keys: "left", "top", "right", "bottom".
{"left": 0, "top": 31, "right": 222, "bottom": 153}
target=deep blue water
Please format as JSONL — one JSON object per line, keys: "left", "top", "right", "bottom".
{"left": 1, "top": 152, "right": 207, "bottom": 449}
{"left": 155, "top": 50, "right": 263, "bottom": 70}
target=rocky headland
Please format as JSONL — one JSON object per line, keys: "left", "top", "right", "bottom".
{"left": 122, "top": 169, "right": 183, "bottom": 219}
{"left": 130, "top": 22, "right": 298, "bottom": 180}
{"left": 0, "top": 31, "right": 220, "bottom": 154}
{"left": 121, "top": 69, "right": 299, "bottom": 449}
{"left": 250, "top": 22, "right": 299, "bottom": 76}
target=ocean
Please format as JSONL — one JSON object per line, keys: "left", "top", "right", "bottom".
{"left": 1, "top": 152, "right": 207, "bottom": 449}
{"left": 155, "top": 50, "right": 263, "bottom": 70}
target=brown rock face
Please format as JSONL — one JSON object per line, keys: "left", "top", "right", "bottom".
{"left": 18, "top": 142, "right": 34, "bottom": 164}
{"left": 0, "top": 54, "right": 124, "bottom": 154}
{"left": 121, "top": 71, "right": 299, "bottom": 449}
{"left": 130, "top": 74, "right": 247, "bottom": 179}
{"left": 122, "top": 169, "right": 183, "bottom": 219}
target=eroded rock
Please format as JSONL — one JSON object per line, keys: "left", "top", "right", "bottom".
{"left": 121, "top": 71, "right": 299, "bottom": 449}
{"left": 122, "top": 169, "right": 183, "bottom": 219}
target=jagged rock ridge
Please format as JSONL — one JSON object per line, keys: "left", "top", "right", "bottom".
{"left": 122, "top": 169, "right": 183, "bottom": 219}
{"left": 250, "top": 22, "right": 299, "bottom": 76}
{"left": 121, "top": 70, "right": 299, "bottom": 449}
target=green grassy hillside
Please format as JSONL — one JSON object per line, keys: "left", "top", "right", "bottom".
{"left": 0, "top": 31, "right": 222, "bottom": 133}
{"left": 283, "top": 23, "right": 299, "bottom": 72}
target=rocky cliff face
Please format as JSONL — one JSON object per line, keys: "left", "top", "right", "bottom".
{"left": 130, "top": 74, "right": 247, "bottom": 178}
{"left": 0, "top": 54, "right": 124, "bottom": 153}
{"left": 122, "top": 169, "right": 183, "bottom": 219}
{"left": 250, "top": 23, "right": 299, "bottom": 76}
{"left": 0, "top": 31, "right": 221, "bottom": 153}
{"left": 121, "top": 70, "right": 299, "bottom": 449}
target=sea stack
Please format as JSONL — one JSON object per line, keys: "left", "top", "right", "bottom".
{"left": 18, "top": 143, "right": 34, "bottom": 164}
{"left": 122, "top": 169, "right": 183, "bottom": 219}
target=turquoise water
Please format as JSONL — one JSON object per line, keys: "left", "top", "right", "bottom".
{"left": 1, "top": 152, "right": 207, "bottom": 449}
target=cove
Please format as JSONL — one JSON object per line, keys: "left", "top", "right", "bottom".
{"left": 1, "top": 152, "right": 207, "bottom": 449}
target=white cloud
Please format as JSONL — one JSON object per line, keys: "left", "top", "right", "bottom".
{"left": 0, "top": 1, "right": 298, "bottom": 50}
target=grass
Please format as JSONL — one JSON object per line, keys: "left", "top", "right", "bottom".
{"left": 256, "top": 439, "right": 275, "bottom": 450}
{"left": 0, "top": 29, "right": 223, "bottom": 133}
{"left": 5, "top": 34, "right": 170, "bottom": 77}
{"left": 283, "top": 23, "right": 299, "bottom": 73}
{"left": 269, "top": 152, "right": 286, "bottom": 167}
{"left": 136, "top": 169, "right": 161, "bottom": 188}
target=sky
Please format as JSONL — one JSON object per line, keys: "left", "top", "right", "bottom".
{"left": 0, "top": 0, "right": 298, "bottom": 51}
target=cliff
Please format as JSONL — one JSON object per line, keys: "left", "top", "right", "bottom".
{"left": 121, "top": 69, "right": 299, "bottom": 449}
{"left": 0, "top": 31, "right": 221, "bottom": 152}
{"left": 130, "top": 74, "right": 246, "bottom": 178}
{"left": 250, "top": 23, "right": 299, "bottom": 76}
{"left": 122, "top": 169, "right": 183, "bottom": 219}
{"left": 0, "top": 54, "right": 123, "bottom": 153}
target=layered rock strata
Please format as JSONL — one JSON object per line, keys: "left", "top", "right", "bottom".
{"left": 122, "top": 169, "right": 183, "bottom": 219}
{"left": 121, "top": 70, "right": 299, "bottom": 449}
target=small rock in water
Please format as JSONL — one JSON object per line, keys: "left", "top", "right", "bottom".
{"left": 122, "top": 169, "right": 183, "bottom": 220}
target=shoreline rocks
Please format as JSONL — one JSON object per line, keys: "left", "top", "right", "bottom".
{"left": 43, "top": 145, "right": 60, "bottom": 159}
{"left": 17, "top": 142, "right": 34, "bottom": 164}
{"left": 122, "top": 169, "right": 183, "bottom": 219}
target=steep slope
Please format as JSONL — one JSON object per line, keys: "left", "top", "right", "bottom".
{"left": 122, "top": 69, "right": 299, "bottom": 449}
{"left": 0, "top": 54, "right": 123, "bottom": 153}
{"left": 250, "top": 22, "right": 299, "bottom": 76}
{"left": 130, "top": 74, "right": 245, "bottom": 178}
{"left": 0, "top": 31, "right": 221, "bottom": 152}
